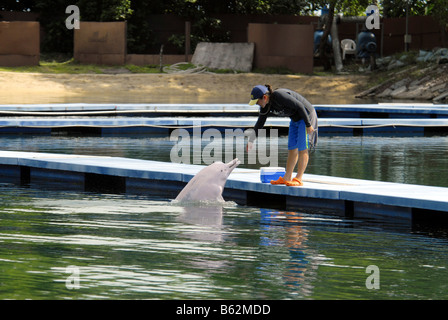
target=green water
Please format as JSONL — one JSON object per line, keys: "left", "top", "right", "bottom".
{"left": 1, "top": 135, "right": 448, "bottom": 300}
{"left": 1, "top": 185, "right": 448, "bottom": 300}
{"left": 1, "top": 134, "right": 447, "bottom": 187}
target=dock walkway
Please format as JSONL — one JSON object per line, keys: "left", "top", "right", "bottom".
{"left": 0, "top": 103, "right": 446, "bottom": 136}
{"left": 0, "top": 103, "right": 447, "bottom": 118}
{"left": 0, "top": 116, "right": 446, "bottom": 135}
{"left": 1, "top": 150, "right": 447, "bottom": 223}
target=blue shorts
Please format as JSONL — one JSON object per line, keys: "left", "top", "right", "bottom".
{"left": 288, "top": 120, "right": 308, "bottom": 151}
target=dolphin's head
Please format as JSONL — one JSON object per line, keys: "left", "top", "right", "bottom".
{"left": 174, "top": 158, "right": 241, "bottom": 203}
{"left": 212, "top": 158, "right": 240, "bottom": 181}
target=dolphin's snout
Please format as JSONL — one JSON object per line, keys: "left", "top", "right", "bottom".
{"left": 227, "top": 158, "right": 241, "bottom": 171}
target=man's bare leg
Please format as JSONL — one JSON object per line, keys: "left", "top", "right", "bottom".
{"left": 295, "top": 149, "right": 309, "bottom": 182}
{"left": 284, "top": 149, "right": 299, "bottom": 181}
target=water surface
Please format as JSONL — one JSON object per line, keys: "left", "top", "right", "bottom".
{"left": 1, "top": 184, "right": 448, "bottom": 300}
{"left": 1, "top": 134, "right": 448, "bottom": 300}
{"left": 1, "top": 134, "right": 447, "bottom": 187}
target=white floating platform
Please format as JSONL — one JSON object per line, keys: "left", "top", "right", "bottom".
{"left": 0, "top": 151, "right": 447, "bottom": 223}
{"left": 0, "top": 103, "right": 447, "bottom": 117}
{"left": 1, "top": 103, "right": 446, "bottom": 136}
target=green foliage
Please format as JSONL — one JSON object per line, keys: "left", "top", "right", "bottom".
{"left": 382, "top": 0, "right": 428, "bottom": 18}
{"left": 168, "top": 17, "right": 230, "bottom": 54}
{"left": 166, "top": 3, "right": 231, "bottom": 54}
{"left": 0, "top": 55, "right": 161, "bottom": 74}
{"left": 126, "top": 0, "right": 159, "bottom": 54}
{"left": 0, "top": 0, "right": 36, "bottom": 11}
{"left": 123, "top": 64, "right": 162, "bottom": 73}
{"left": 33, "top": 0, "right": 74, "bottom": 53}
{"left": 425, "top": 0, "right": 448, "bottom": 27}
{"left": 77, "top": 0, "right": 133, "bottom": 21}
{"left": 335, "top": 0, "right": 372, "bottom": 16}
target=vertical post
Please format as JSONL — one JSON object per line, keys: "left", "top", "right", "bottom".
{"left": 159, "top": 44, "right": 164, "bottom": 72}
{"left": 405, "top": 0, "right": 409, "bottom": 52}
{"left": 331, "top": 16, "right": 343, "bottom": 72}
{"left": 123, "top": 21, "right": 128, "bottom": 65}
{"left": 185, "top": 21, "right": 191, "bottom": 62}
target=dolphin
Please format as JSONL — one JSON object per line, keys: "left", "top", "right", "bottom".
{"left": 174, "top": 158, "right": 241, "bottom": 203}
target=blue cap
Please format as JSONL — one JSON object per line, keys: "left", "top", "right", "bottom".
{"left": 249, "top": 85, "right": 268, "bottom": 105}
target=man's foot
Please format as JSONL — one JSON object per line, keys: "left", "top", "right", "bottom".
{"left": 270, "top": 176, "right": 287, "bottom": 185}
{"left": 286, "top": 178, "right": 303, "bottom": 187}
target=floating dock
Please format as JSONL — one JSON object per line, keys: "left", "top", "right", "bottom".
{"left": 0, "top": 103, "right": 446, "bottom": 136}
{"left": 1, "top": 150, "right": 447, "bottom": 223}
{"left": 0, "top": 102, "right": 448, "bottom": 118}
{"left": 0, "top": 116, "right": 447, "bottom": 136}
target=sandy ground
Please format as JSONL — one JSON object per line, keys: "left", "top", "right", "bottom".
{"left": 0, "top": 71, "right": 369, "bottom": 105}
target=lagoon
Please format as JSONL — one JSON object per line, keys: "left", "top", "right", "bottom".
{"left": 1, "top": 134, "right": 448, "bottom": 299}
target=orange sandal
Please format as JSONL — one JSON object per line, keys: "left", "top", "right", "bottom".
{"left": 270, "top": 176, "right": 287, "bottom": 185}
{"left": 286, "top": 178, "right": 303, "bottom": 187}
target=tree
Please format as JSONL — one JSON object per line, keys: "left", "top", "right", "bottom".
{"left": 34, "top": 0, "right": 74, "bottom": 53}
{"left": 76, "top": 0, "right": 132, "bottom": 21}
{"left": 382, "top": 0, "right": 427, "bottom": 18}
{"left": 335, "top": 0, "right": 372, "bottom": 16}
{"left": 426, "top": 0, "right": 448, "bottom": 46}
{"left": 1, "top": 0, "right": 36, "bottom": 11}
{"left": 426, "top": 0, "right": 448, "bottom": 25}
{"left": 317, "top": 1, "right": 337, "bottom": 71}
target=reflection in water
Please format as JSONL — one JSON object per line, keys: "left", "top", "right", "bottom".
{"left": 2, "top": 185, "right": 448, "bottom": 299}
{"left": 176, "top": 202, "right": 224, "bottom": 239}
{"left": 261, "top": 210, "right": 309, "bottom": 293}
{"left": 259, "top": 209, "right": 317, "bottom": 298}
{"left": 174, "top": 201, "right": 228, "bottom": 271}
{"left": 177, "top": 204, "right": 224, "bottom": 228}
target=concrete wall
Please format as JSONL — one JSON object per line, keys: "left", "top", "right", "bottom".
{"left": 191, "top": 42, "right": 254, "bottom": 72}
{"left": 74, "top": 21, "right": 127, "bottom": 65}
{"left": 248, "top": 23, "right": 314, "bottom": 74}
{"left": 0, "top": 21, "right": 40, "bottom": 66}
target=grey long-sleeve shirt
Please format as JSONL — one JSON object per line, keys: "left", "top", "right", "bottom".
{"left": 248, "top": 88, "right": 318, "bottom": 147}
